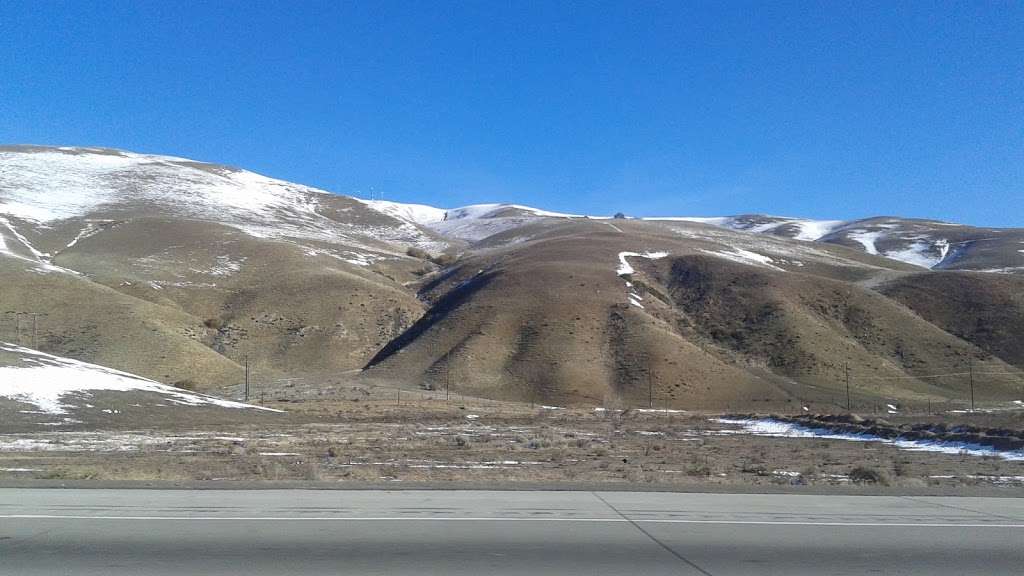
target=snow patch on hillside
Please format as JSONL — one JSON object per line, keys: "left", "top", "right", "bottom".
{"left": 700, "top": 248, "right": 784, "bottom": 271}
{"left": 357, "top": 199, "right": 447, "bottom": 225}
{"left": 617, "top": 251, "right": 669, "bottom": 276}
{"left": 424, "top": 203, "right": 586, "bottom": 241}
{"left": 617, "top": 252, "right": 669, "bottom": 310}
{"left": 443, "top": 203, "right": 582, "bottom": 220}
{"left": 427, "top": 217, "right": 534, "bottom": 242}
{"left": 789, "top": 219, "right": 845, "bottom": 241}
{"left": 884, "top": 244, "right": 934, "bottom": 268}
{"left": 0, "top": 216, "right": 77, "bottom": 274}
{"left": 848, "top": 230, "right": 883, "bottom": 255}
{"left": 649, "top": 216, "right": 843, "bottom": 241}
{"left": 0, "top": 342, "right": 280, "bottom": 414}
{"left": 65, "top": 221, "right": 108, "bottom": 249}
{"left": 738, "top": 218, "right": 843, "bottom": 241}
{"left": 646, "top": 216, "right": 733, "bottom": 227}
{"left": 209, "top": 255, "right": 245, "bottom": 276}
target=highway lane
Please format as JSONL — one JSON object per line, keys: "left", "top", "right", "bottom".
{"left": 1, "top": 489, "right": 1022, "bottom": 575}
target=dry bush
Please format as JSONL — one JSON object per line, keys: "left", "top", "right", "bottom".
{"left": 303, "top": 461, "right": 323, "bottom": 481}
{"left": 687, "top": 463, "right": 711, "bottom": 477}
{"left": 430, "top": 253, "right": 457, "bottom": 266}
{"left": 405, "top": 246, "right": 430, "bottom": 259}
{"left": 850, "top": 466, "right": 890, "bottom": 485}
{"left": 893, "top": 460, "right": 910, "bottom": 477}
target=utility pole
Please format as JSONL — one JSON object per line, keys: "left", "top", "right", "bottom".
{"left": 27, "top": 313, "right": 45, "bottom": 350}
{"left": 969, "top": 358, "right": 975, "bottom": 412}
{"left": 845, "top": 362, "right": 851, "bottom": 411}
{"left": 244, "top": 353, "right": 250, "bottom": 402}
{"left": 648, "top": 367, "right": 654, "bottom": 409}
{"left": 6, "top": 311, "right": 25, "bottom": 346}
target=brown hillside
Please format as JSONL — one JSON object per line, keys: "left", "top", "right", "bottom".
{"left": 879, "top": 272, "right": 1024, "bottom": 367}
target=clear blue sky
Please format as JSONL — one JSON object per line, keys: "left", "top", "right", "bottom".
{"left": 1, "top": 2, "right": 1021, "bottom": 225}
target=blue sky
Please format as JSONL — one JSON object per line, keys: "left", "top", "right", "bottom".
{"left": 1, "top": 2, "right": 1021, "bottom": 225}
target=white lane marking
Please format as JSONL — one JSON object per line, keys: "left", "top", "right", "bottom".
{"left": 2, "top": 515, "right": 1022, "bottom": 528}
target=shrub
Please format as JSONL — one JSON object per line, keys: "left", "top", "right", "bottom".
{"left": 850, "top": 466, "right": 889, "bottom": 485}
{"left": 430, "top": 253, "right": 457, "bottom": 266}
{"left": 203, "top": 318, "right": 224, "bottom": 330}
{"left": 406, "top": 246, "right": 430, "bottom": 259}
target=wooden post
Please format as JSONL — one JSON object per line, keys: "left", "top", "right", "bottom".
{"left": 845, "top": 363, "right": 851, "bottom": 411}
{"left": 969, "top": 358, "right": 975, "bottom": 412}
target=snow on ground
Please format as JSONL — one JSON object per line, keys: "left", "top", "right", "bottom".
{"left": 442, "top": 203, "right": 583, "bottom": 220}
{"left": 0, "top": 431, "right": 253, "bottom": 452}
{"left": 616, "top": 251, "right": 669, "bottom": 276}
{"left": 355, "top": 199, "right": 447, "bottom": 225}
{"left": 0, "top": 216, "right": 77, "bottom": 274}
{"left": 646, "top": 216, "right": 843, "bottom": 241}
{"left": 975, "top": 267, "right": 1024, "bottom": 274}
{"left": 427, "top": 216, "right": 537, "bottom": 242}
{"left": 64, "top": 221, "right": 108, "bottom": 249}
{"left": 1, "top": 149, "right": 318, "bottom": 230}
{"left": 0, "top": 148, "right": 442, "bottom": 251}
{"left": 208, "top": 255, "right": 245, "bottom": 276}
{"left": 789, "top": 219, "right": 845, "bottom": 241}
{"left": 848, "top": 230, "right": 883, "bottom": 255}
{"left": 359, "top": 201, "right": 594, "bottom": 242}
{"left": 616, "top": 252, "right": 669, "bottom": 310}
{"left": 301, "top": 246, "right": 382, "bottom": 267}
{"left": 420, "top": 203, "right": 586, "bottom": 242}
{"left": 661, "top": 220, "right": 892, "bottom": 271}
{"left": 0, "top": 342, "right": 280, "bottom": 415}
{"left": 716, "top": 418, "right": 1024, "bottom": 461}
{"left": 734, "top": 218, "right": 843, "bottom": 241}
{"left": 883, "top": 239, "right": 948, "bottom": 269}
{"left": 929, "top": 475, "right": 1024, "bottom": 485}
{"left": 699, "top": 248, "right": 784, "bottom": 271}
{"left": 645, "top": 216, "right": 733, "bottom": 227}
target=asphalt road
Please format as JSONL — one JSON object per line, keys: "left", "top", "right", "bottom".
{"left": 1, "top": 489, "right": 1022, "bottom": 575}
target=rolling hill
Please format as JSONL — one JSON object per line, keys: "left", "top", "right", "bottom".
{"left": 2, "top": 145, "right": 1022, "bottom": 410}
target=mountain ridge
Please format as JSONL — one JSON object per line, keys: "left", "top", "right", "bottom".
{"left": 2, "top": 145, "right": 1022, "bottom": 409}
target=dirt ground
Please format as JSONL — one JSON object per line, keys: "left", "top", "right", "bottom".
{"left": 2, "top": 387, "right": 1023, "bottom": 491}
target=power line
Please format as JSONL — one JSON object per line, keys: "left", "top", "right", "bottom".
{"left": 851, "top": 370, "right": 1024, "bottom": 381}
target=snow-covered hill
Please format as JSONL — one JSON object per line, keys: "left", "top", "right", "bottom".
{"left": 645, "top": 215, "right": 845, "bottom": 242}
{"left": 5, "top": 145, "right": 1018, "bottom": 272}
{"left": 362, "top": 198, "right": 1022, "bottom": 272}
{"left": 0, "top": 146, "right": 446, "bottom": 260}
{"left": 643, "top": 214, "right": 1023, "bottom": 272}
{"left": 359, "top": 200, "right": 587, "bottom": 241}
{"left": 0, "top": 342, "right": 277, "bottom": 426}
